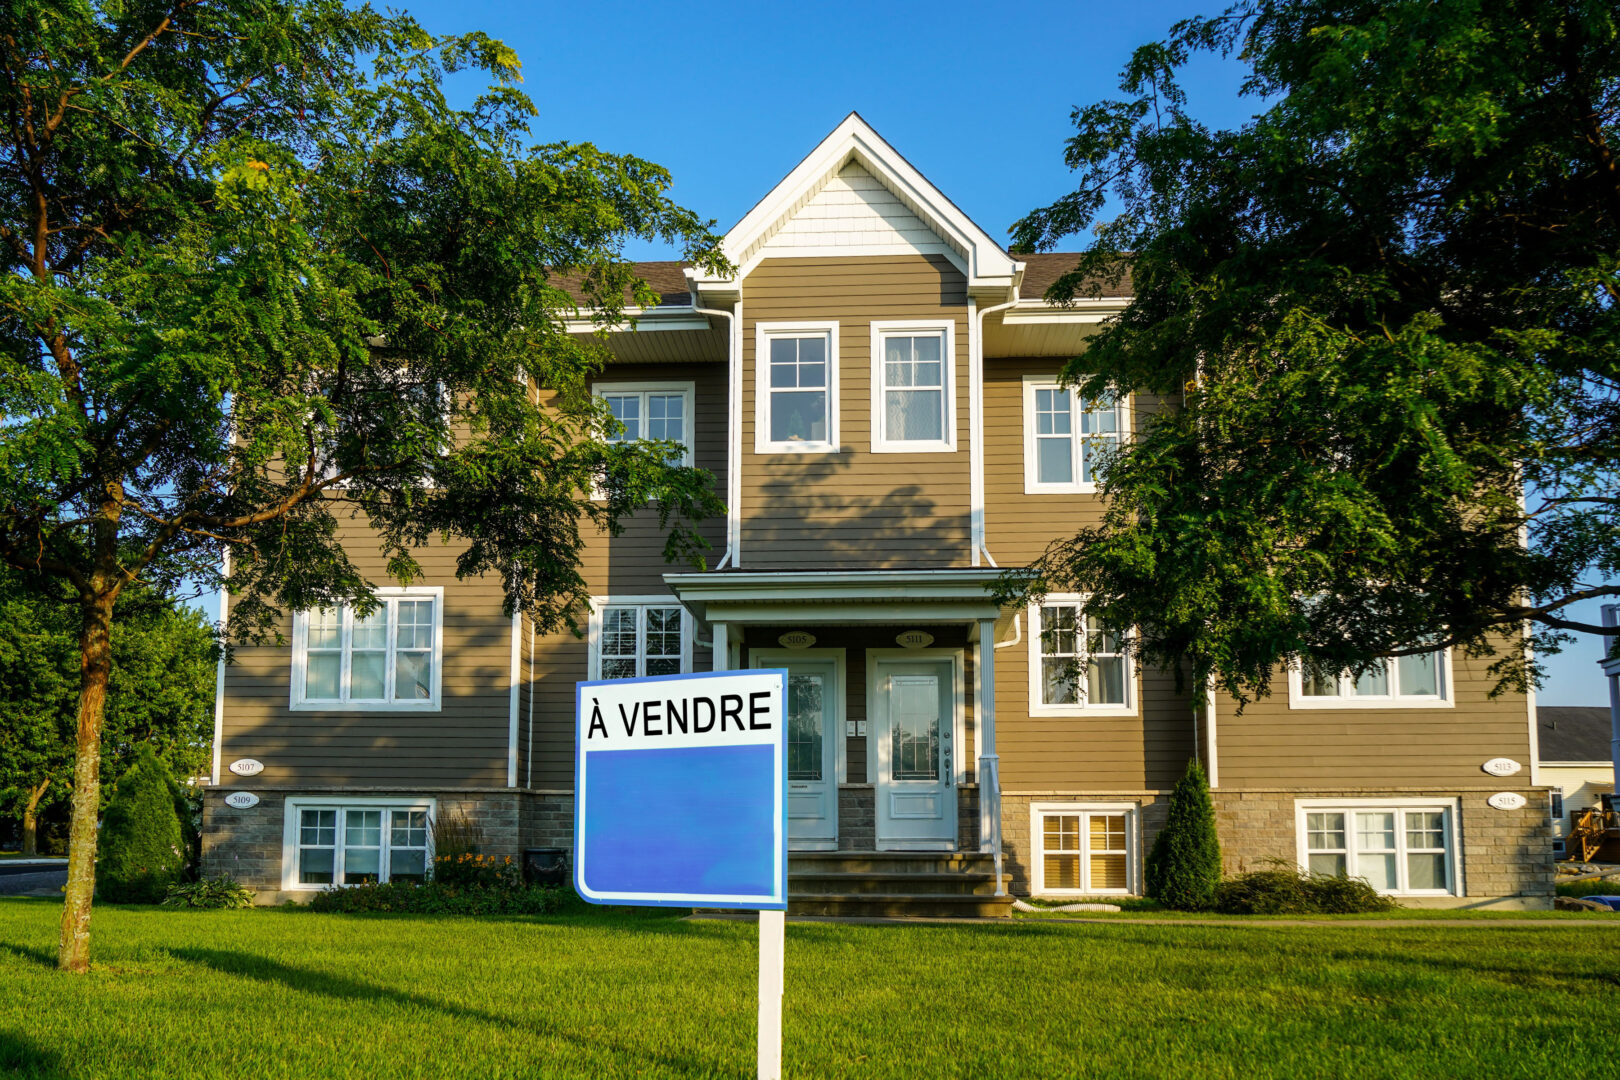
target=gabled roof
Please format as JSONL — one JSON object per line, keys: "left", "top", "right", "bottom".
{"left": 1539, "top": 706, "right": 1615, "bottom": 763}
{"left": 688, "top": 112, "right": 1024, "bottom": 302}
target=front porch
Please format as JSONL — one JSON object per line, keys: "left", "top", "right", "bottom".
{"left": 668, "top": 569, "right": 1013, "bottom": 915}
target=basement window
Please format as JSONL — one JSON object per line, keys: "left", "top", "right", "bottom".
{"left": 1030, "top": 803, "right": 1136, "bottom": 896}
{"left": 1296, "top": 802, "right": 1459, "bottom": 896}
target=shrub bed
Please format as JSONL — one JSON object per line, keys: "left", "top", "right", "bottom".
{"left": 163, "top": 876, "right": 255, "bottom": 909}
{"left": 307, "top": 880, "right": 569, "bottom": 915}
{"left": 1213, "top": 863, "right": 1396, "bottom": 915}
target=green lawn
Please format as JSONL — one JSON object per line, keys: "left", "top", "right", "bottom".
{"left": 2, "top": 898, "right": 1618, "bottom": 1079}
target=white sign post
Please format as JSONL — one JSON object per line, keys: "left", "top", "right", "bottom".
{"left": 574, "top": 668, "right": 788, "bottom": 1079}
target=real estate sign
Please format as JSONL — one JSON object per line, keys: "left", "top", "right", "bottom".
{"left": 574, "top": 668, "right": 788, "bottom": 909}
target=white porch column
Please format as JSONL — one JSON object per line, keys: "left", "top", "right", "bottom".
{"left": 977, "top": 618, "right": 1003, "bottom": 895}
{"left": 712, "top": 622, "right": 730, "bottom": 672}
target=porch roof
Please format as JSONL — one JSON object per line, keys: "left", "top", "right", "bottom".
{"left": 663, "top": 568, "right": 1006, "bottom": 625}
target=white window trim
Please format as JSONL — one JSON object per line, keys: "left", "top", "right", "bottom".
{"left": 586, "top": 595, "right": 695, "bottom": 680}
{"left": 280, "top": 795, "right": 437, "bottom": 892}
{"left": 1028, "top": 801, "right": 1140, "bottom": 897}
{"left": 1286, "top": 650, "right": 1454, "bottom": 709}
{"left": 289, "top": 587, "right": 444, "bottom": 712}
{"left": 870, "top": 319, "right": 956, "bottom": 453}
{"left": 1021, "top": 375, "right": 1129, "bottom": 494}
{"left": 1026, "top": 595, "right": 1136, "bottom": 717}
{"left": 755, "top": 321, "right": 840, "bottom": 454}
{"left": 1293, "top": 798, "right": 1463, "bottom": 897}
{"left": 592, "top": 379, "right": 697, "bottom": 466}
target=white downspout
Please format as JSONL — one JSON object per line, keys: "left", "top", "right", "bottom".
{"left": 691, "top": 297, "right": 741, "bottom": 569}
{"left": 972, "top": 295, "right": 1019, "bottom": 567}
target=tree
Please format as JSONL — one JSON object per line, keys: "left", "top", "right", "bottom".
{"left": 0, "top": 1, "right": 727, "bottom": 970}
{"left": 1009, "top": 1, "right": 1620, "bottom": 702}
{"left": 0, "top": 570, "right": 216, "bottom": 856}
{"left": 96, "top": 745, "right": 187, "bottom": 904}
{"left": 1144, "top": 760, "right": 1222, "bottom": 910}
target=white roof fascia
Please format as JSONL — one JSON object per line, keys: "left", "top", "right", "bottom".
{"left": 688, "top": 113, "right": 1022, "bottom": 302}
{"left": 561, "top": 306, "right": 713, "bottom": 334}
{"left": 999, "top": 298, "right": 1131, "bottom": 326}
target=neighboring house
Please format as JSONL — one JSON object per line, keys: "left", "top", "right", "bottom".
{"left": 202, "top": 114, "right": 1554, "bottom": 910}
{"left": 1538, "top": 706, "right": 1616, "bottom": 856}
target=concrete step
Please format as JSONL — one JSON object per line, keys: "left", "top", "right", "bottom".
{"left": 790, "top": 871, "right": 1010, "bottom": 897}
{"left": 788, "top": 851, "right": 998, "bottom": 876}
{"left": 788, "top": 892, "right": 1015, "bottom": 918}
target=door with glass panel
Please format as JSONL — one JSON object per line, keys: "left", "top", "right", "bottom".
{"left": 752, "top": 652, "right": 840, "bottom": 849}
{"left": 873, "top": 659, "right": 956, "bottom": 850}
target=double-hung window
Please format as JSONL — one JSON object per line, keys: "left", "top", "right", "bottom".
{"left": 594, "top": 381, "right": 695, "bottom": 467}
{"left": 292, "top": 588, "right": 443, "bottom": 710}
{"left": 756, "top": 323, "right": 838, "bottom": 453}
{"left": 1022, "top": 376, "right": 1125, "bottom": 492}
{"left": 591, "top": 598, "right": 689, "bottom": 679}
{"left": 1027, "top": 596, "right": 1133, "bottom": 715}
{"left": 1291, "top": 648, "right": 1450, "bottom": 708}
{"left": 1297, "top": 802, "right": 1458, "bottom": 895}
{"left": 286, "top": 800, "right": 433, "bottom": 889}
{"left": 871, "top": 322, "right": 954, "bottom": 452}
{"left": 1031, "top": 804, "right": 1136, "bottom": 895}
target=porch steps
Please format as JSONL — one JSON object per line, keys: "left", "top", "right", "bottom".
{"left": 787, "top": 852, "right": 1014, "bottom": 918}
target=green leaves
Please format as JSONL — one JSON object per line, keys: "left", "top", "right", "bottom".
{"left": 1015, "top": 0, "right": 1620, "bottom": 700}
{"left": 1, "top": 0, "right": 728, "bottom": 639}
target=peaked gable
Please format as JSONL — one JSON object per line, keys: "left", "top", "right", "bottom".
{"left": 689, "top": 113, "right": 1022, "bottom": 302}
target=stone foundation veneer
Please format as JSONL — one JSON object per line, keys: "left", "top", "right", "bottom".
{"left": 201, "top": 788, "right": 574, "bottom": 904}
{"left": 1000, "top": 787, "right": 1555, "bottom": 908}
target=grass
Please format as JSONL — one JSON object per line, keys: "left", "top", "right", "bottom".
{"left": 2, "top": 898, "right": 1619, "bottom": 1079}
{"left": 1557, "top": 876, "right": 1620, "bottom": 899}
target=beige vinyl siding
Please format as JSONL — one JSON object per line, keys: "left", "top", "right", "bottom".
{"left": 983, "top": 357, "right": 1174, "bottom": 567}
{"left": 994, "top": 631, "right": 1197, "bottom": 791}
{"left": 578, "top": 360, "right": 729, "bottom": 594}
{"left": 739, "top": 255, "right": 972, "bottom": 568}
{"left": 1215, "top": 649, "right": 1533, "bottom": 787}
{"left": 218, "top": 522, "right": 514, "bottom": 789}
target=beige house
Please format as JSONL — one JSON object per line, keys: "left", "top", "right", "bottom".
{"left": 202, "top": 114, "right": 1555, "bottom": 910}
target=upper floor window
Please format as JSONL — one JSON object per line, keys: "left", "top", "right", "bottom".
{"left": 756, "top": 323, "right": 839, "bottom": 453}
{"left": 590, "top": 598, "right": 690, "bottom": 680}
{"left": 291, "top": 588, "right": 443, "bottom": 711}
{"left": 594, "top": 381, "right": 695, "bottom": 466}
{"left": 871, "top": 321, "right": 955, "bottom": 452}
{"left": 1027, "top": 596, "right": 1134, "bottom": 716}
{"left": 1022, "top": 377, "right": 1125, "bottom": 493}
{"left": 1289, "top": 649, "right": 1450, "bottom": 708}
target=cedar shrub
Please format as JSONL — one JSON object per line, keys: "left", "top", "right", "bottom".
{"left": 97, "top": 747, "right": 187, "bottom": 904}
{"left": 1145, "top": 759, "right": 1222, "bottom": 910}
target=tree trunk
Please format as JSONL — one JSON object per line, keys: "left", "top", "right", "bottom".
{"left": 57, "top": 594, "right": 114, "bottom": 973}
{"left": 21, "top": 778, "right": 50, "bottom": 858}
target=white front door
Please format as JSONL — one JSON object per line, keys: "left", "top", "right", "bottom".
{"left": 752, "top": 651, "right": 840, "bottom": 849}
{"left": 873, "top": 658, "right": 956, "bottom": 850}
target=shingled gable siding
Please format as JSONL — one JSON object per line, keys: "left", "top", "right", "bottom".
{"left": 739, "top": 255, "right": 973, "bottom": 568}
{"left": 217, "top": 521, "right": 513, "bottom": 789}
{"left": 1215, "top": 648, "right": 1533, "bottom": 788}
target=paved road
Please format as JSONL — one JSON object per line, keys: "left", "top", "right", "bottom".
{"left": 0, "top": 861, "right": 67, "bottom": 897}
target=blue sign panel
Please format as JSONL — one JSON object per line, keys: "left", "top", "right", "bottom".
{"left": 574, "top": 668, "right": 787, "bottom": 909}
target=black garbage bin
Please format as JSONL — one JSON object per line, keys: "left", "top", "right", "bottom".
{"left": 523, "top": 847, "right": 568, "bottom": 887}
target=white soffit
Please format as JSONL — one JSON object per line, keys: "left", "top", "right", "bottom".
{"left": 689, "top": 113, "right": 1023, "bottom": 299}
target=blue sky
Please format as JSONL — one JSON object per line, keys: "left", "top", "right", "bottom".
{"left": 351, "top": 0, "right": 1611, "bottom": 706}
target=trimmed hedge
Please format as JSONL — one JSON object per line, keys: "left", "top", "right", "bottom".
{"left": 1145, "top": 759, "right": 1222, "bottom": 910}
{"left": 98, "top": 746, "right": 188, "bottom": 903}
{"left": 1214, "top": 863, "right": 1395, "bottom": 915}
{"left": 307, "top": 880, "right": 568, "bottom": 915}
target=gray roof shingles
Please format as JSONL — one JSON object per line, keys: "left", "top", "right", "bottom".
{"left": 1538, "top": 706, "right": 1615, "bottom": 762}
